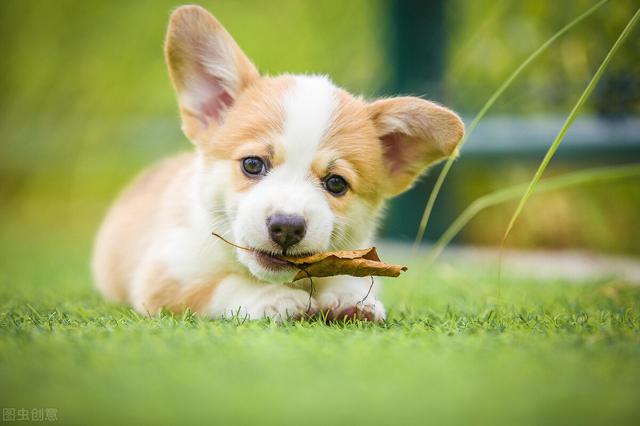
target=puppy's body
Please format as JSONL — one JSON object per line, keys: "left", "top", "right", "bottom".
{"left": 92, "top": 6, "right": 464, "bottom": 321}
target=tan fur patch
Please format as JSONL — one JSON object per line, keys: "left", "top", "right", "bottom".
{"left": 313, "top": 89, "right": 387, "bottom": 212}
{"left": 205, "top": 76, "right": 293, "bottom": 158}
{"left": 201, "top": 76, "right": 294, "bottom": 192}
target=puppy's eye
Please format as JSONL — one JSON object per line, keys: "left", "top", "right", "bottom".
{"left": 242, "top": 157, "right": 266, "bottom": 177}
{"left": 323, "top": 174, "right": 348, "bottom": 196}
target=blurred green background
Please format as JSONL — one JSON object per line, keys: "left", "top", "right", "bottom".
{"left": 1, "top": 2, "right": 639, "bottom": 425}
{"left": 0, "top": 0, "right": 639, "bottom": 255}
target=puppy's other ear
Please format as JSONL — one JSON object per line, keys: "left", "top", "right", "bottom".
{"left": 165, "top": 5, "right": 259, "bottom": 142}
{"left": 369, "top": 97, "right": 464, "bottom": 197}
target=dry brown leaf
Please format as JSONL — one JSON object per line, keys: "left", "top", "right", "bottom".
{"left": 212, "top": 233, "right": 407, "bottom": 282}
{"left": 281, "top": 247, "right": 408, "bottom": 282}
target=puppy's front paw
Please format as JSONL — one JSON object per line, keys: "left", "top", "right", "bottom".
{"left": 247, "top": 287, "right": 318, "bottom": 322}
{"left": 317, "top": 291, "right": 386, "bottom": 323}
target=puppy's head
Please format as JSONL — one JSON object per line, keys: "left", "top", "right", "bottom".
{"left": 165, "top": 6, "right": 464, "bottom": 282}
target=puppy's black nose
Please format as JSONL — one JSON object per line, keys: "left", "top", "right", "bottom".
{"left": 267, "top": 214, "right": 306, "bottom": 252}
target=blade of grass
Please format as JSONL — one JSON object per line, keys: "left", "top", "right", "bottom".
{"left": 424, "top": 163, "right": 640, "bottom": 266}
{"left": 413, "top": 0, "right": 608, "bottom": 249}
{"left": 500, "top": 7, "right": 640, "bottom": 246}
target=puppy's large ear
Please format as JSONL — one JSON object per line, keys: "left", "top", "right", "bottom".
{"left": 369, "top": 97, "right": 464, "bottom": 197}
{"left": 165, "top": 6, "right": 259, "bottom": 142}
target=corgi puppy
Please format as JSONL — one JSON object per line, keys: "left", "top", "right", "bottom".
{"left": 92, "top": 5, "right": 464, "bottom": 322}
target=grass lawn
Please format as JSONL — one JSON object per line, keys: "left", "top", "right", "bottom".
{"left": 1, "top": 227, "right": 639, "bottom": 425}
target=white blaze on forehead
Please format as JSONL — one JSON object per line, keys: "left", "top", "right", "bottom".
{"left": 279, "top": 75, "right": 337, "bottom": 172}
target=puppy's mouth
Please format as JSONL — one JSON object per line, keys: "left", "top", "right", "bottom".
{"left": 211, "top": 232, "right": 317, "bottom": 275}
{"left": 252, "top": 249, "right": 315, "bottom": 271}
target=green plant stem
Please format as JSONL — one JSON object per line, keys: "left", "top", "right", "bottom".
{"left": 424, "top": 164, "right": 640, "bottom": 266}
{"left": 501, "top": 7, "right": 640, "bottom": 246}
{"left": 413, "top": 0, "right": 608, "bottom": 249}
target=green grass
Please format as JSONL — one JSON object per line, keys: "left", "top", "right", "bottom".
{"left": 1, "top": 230, "right": 639, "bottom": 425}
{"left": 425, "top": 164, "right": 640, "bottom": 266}
{"left": 501, "top": 6, "right": 640, "bottom": 246}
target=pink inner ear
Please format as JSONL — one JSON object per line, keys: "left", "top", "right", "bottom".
{"left": 184, "top": 57, "right": 237, "bottom": 127}
{"left": 199, "top": 85, "right": 234, "bottom": 125}
{"left": 381, "top": 132, "right": 410, "bottom": 174}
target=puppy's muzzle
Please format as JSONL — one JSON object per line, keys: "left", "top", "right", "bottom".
{"left": 267, "top": 214, "right": 306, "bottom": 252}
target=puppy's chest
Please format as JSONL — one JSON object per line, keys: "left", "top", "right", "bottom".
{"left": 159, "top": 227, "right": 236, "bottom": 283}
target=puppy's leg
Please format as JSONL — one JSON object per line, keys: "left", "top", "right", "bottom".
{"left": 131, "top": 262, "right": 317, "bottom": 321}
{"left": 130, "top": 261, "right": 225, "bottom": 316}
{"left": 210, "top": 275, "right": 318, "bottom": 322}
{"left": 314, "top": 276, "right": 386, "bottom": 322}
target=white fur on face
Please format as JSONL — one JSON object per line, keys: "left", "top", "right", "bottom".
{"left": 231, "top": 75, "right": 339, "bottom": 282}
